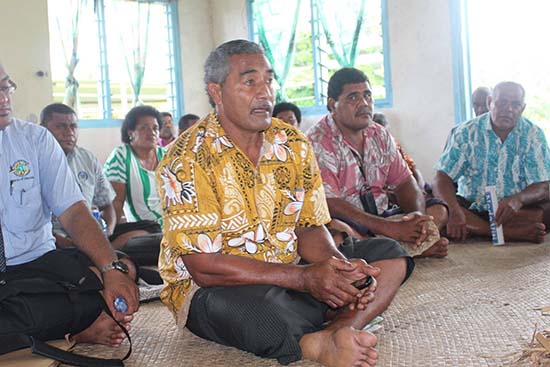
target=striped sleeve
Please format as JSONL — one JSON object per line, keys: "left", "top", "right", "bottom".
{"left": 104, "top": 145, "right": 127, "bottom": 184}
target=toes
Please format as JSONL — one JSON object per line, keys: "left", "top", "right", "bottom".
{"left": 365, "top": 347, "right": 378, "bottom": 359}
{"left": 366, "top": 357, "right": 378, "bottom": 366}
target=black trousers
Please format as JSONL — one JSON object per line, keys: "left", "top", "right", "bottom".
{"left": 0, "top": 249, "right": 104, "bottom": 351}
{"left": 186, "top": 236, "right": 414, "bottom": 365}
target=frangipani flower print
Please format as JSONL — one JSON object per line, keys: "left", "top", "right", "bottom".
{"left": 228, "top": 223, "right": 266, "bottom": 254}
{"left": 265, "top": 130, "right": 290, "bottom": 162}
{"left": 159, "top": 165, "right": 196, "bottom": 206}
{"left": 197, "top": 233, "right": 223, "bottom": 253}
{"left": 284, "top": 189, "right": 304, "bottom": 219}
{"left": 276, "top": 229, "right": 297, "bottom": 253}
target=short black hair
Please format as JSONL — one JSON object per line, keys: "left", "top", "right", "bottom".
{"left": 40, "top": 103, "right": 76, "bottom": 126}
{"left": 273, "top": 102, "right": 302, "bottom": 124}
{"left": 121, "top": 105, "right": 163, "bottom": 144}
{"left": 161, "top": 112, "right": 172, "bottom": 118}
{"left": 327, "top": 68, "right": 370, "bottom": 111}
{"left": 178, "top": 113, "right": 200, "bottom": 131}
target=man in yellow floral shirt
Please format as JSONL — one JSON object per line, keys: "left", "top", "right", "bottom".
{"left": 156, "top": 40, "right": 413, "bottom": 367}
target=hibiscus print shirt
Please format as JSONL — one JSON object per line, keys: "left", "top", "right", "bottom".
{"left": 156, "top": 112, "right": 331, "bottom": 324}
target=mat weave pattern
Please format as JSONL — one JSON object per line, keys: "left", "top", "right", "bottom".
{"left": 68, "top": 239, "right": 550, "bottom": 366}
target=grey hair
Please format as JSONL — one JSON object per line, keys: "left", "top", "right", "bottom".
{"left": 493, "top": 81, "right": 526, "bottom": 101}
{"left": 204, "top": 39, "right": 265, "bottom": 107}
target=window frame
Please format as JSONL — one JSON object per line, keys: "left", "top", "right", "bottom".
{"left": 246, "top": 0, "right": 393, "bottom": 116}
{"left": 449, "top": 0, "right": 473, "bottom": 125}
{"left": 49, "top": 0, "right": 185, "bottom": 129}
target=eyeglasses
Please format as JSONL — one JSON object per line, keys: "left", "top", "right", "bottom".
{"left": 0, "top": 80, "right": 17, "bottom": 96}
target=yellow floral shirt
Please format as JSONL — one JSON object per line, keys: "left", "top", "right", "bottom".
{"left": 156, "top": 112, "right": 331, "bottom": 324}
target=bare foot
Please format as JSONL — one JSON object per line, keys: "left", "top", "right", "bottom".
{"left": 504, "top": 222, "right": 546, "bottom": 243}
{"left": 72, "top": 312, "right": 132, "bottom": 347}
{"left": 416, "top": 237, "right": 449, "bottom": 258}
{"left": 300, "top": 327, "right": 378, "bottom": 367}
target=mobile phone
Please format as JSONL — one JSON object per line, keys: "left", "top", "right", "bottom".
{"left": 352, "top": 275, "right": 373, "bottom": 290}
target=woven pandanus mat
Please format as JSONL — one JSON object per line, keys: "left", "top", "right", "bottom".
{"left": 67, "top": 238, "right": 550, "bottom": 366}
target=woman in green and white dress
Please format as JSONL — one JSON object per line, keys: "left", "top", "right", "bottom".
{"left": 104, "top": 105, "right": 166, "bottom": 250}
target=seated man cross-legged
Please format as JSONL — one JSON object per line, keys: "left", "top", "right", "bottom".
{"left": 307, "top": 67, "right": 449, "bottom": 258}
{"left": 0, "top": 62, "right": 138, "bottom": 349}
{"left": 156, "top": 40, "right": 414, "bottom": 367}
{"left": 433, "top": 81, "right": 550, "bottom": 243}
{"left": 41, "top": 104, "right": 162, "bottom": 283}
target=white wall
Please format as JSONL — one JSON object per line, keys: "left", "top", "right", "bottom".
{"left": 179, "top": 0, "right": 215, "bottom": 117}
{"left": 384, "top": 0, "right": 455, "bottom": 180}
{"left": 0, "top": 0, "right": 52, "bottom": 124}
{"left": 210, "top": 0, "right": 250, "bottom": 46}
{"left": 1, "top": 0, "right": 457, "bottom": 176}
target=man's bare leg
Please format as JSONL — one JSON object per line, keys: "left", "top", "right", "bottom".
{"left": 417, "top": 204, "right": 449, "bottom": 257}
{"left": 300, "top": 257, "right": 407, "bottom": 367}
{"left": 463, "top": 207, "right": 546, "bottom": 243}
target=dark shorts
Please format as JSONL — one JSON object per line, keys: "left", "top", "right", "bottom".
{"left": 109, "top": 220, "right": 161, "bottom": 242}
{"left": 457, "top": 195, "right": 550, "bottom": 228}
{"left": 186, "top": 237, "right": 413, "bottom": 365}
{"left": 109, "top": 220, "right": 162, "bottom": 267}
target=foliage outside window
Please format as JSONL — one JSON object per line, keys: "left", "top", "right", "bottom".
{"left": 465, "top": 0, "right": 550, "bottom": 139}
{"left": 250, "top": 0, "right": 391, "bottom": 112}
{"left": 47, "top": 0, "right": 182, "bottom": 123}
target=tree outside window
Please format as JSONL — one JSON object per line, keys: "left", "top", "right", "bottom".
{"left": 47, "top": 0, "right": 182, "bottom": 123}
{"left": 250, "top": 0, "right": 391, "bottom": 112}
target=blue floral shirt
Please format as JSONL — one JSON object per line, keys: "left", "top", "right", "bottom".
{"left": 435, "top": 113, "right": 550, "bottom": 211}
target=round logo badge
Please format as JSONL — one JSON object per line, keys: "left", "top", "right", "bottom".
{"left": 78, "top": 171, "right": 89, "bottom": 181}
{"left": 10, "top": 160, "right": 30, "bottom": 177}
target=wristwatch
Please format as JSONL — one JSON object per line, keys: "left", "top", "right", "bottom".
{"left": 100, "top": 260, "right": 129, "bottom": 275}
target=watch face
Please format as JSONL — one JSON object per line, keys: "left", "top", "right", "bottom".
{"left": 114, "top": 261, "right": 129, "bottom": 274}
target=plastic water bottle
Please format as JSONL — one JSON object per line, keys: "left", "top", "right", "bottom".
{"left": 92, "top": 208, "right": 108, "bottom": 236}
{"left": 114, "top": 297, "right": 128, "bottom": 313}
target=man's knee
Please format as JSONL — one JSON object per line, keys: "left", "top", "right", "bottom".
{"left": 188, "top": 286, "right": 316, "bottom": 362}
{"left": 343, "top": 238, "right": 415, "bottom": 283}
{"left": 17, "top": 292, "right": 103, "bottom": 341}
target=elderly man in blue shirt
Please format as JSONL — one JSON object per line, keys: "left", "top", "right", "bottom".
{"left": 0, "top": 62, "right": 138, "bottom": 347}
{"left": 433, "top": 81, "right": 550, "bottom": 243}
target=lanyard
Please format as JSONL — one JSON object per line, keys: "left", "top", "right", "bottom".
{"left": 350, "top": 148, "right": 367, "bottom": 183}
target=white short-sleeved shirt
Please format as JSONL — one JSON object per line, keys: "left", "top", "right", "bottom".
{"left": 53, "top": 145, "right": 116, "bottom": 236}
{"left": 0, "top": 119, "right": 84, "bottom": 265}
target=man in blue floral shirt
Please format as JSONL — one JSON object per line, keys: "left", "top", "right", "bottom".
{"left": 433, "top": 81, "right": 550, "bottom": 243}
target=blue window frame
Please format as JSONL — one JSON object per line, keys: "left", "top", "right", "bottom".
{"left": 451, "top": 0, "right": 550, "bottom": 142}
{"left": 449, "top": 0, "right": 472, "bottom": 124}
{"left": 47, "top": 0, "right": 184, "bottom": 128}
{"left": 247, "top": 0, "right": 392, "bottom": 115}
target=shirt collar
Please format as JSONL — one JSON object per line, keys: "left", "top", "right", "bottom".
{"left": 205, "top": 111, "right": 283, "bottom": 154}
{"left": 325, "top": 113, "right": 372, "bottom": 150}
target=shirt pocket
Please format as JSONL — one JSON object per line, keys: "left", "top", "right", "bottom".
{"left": 6, "top": 179, "right": 44, "bottom": 232}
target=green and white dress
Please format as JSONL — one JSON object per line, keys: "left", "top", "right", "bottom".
{"left": 104, "top": 144, "right": 165, "bottom": 225}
